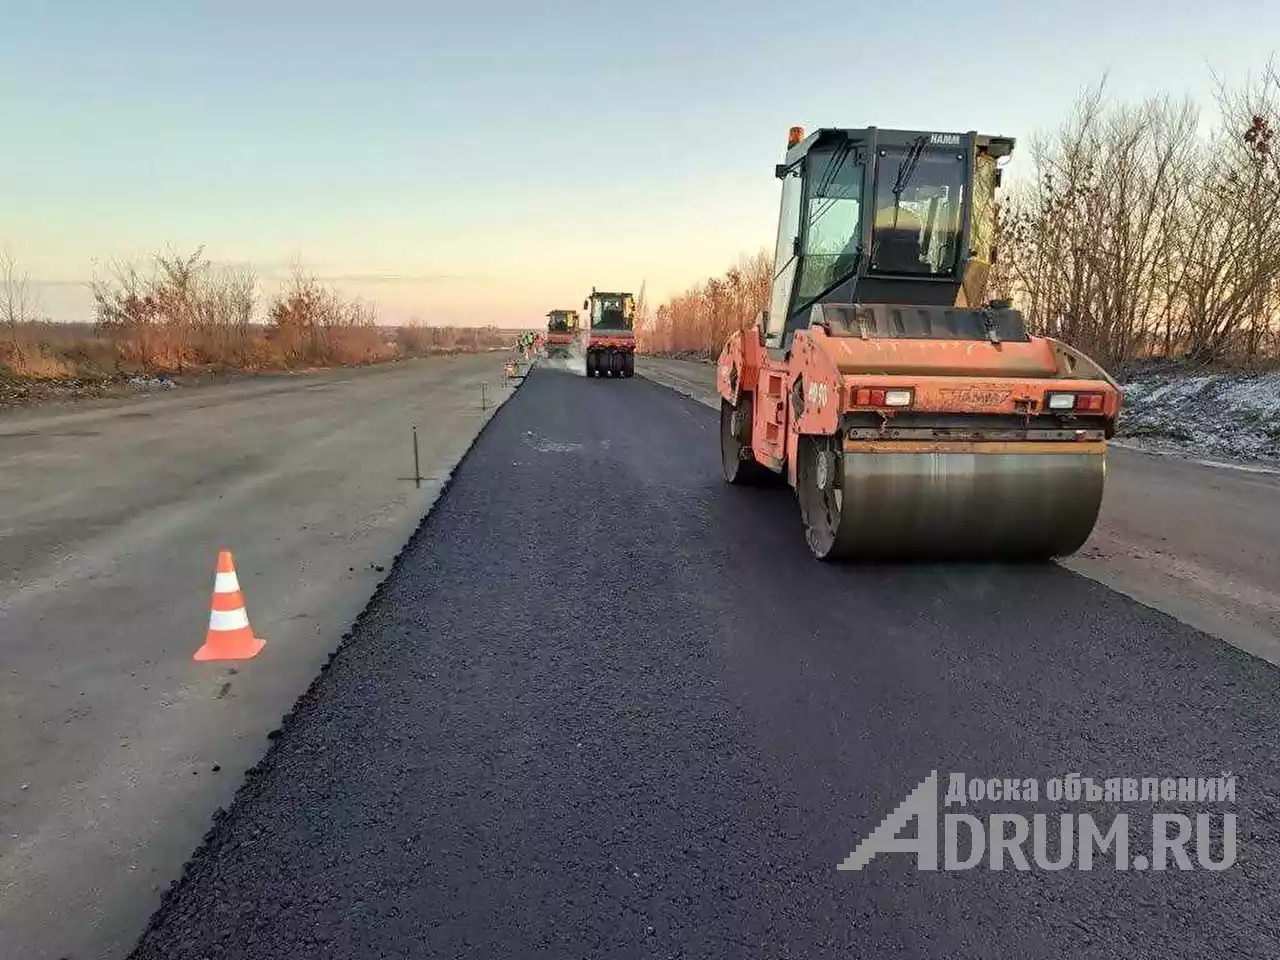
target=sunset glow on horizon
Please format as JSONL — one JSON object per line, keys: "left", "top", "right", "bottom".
{"left": 4, "top": 0, "right": 1276, "bottom": 327}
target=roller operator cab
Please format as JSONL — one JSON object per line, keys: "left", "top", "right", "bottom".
{"left": 584, "top": 289, "right": 636, "bottom": 378}
{"left": 545, "top": 309, "right": 581, "bottom": 359}
{"left": 716, "top": 125, "right": 1123, "bottom": 561}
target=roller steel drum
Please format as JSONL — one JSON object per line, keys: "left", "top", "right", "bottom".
{"left": 797, "top": 442, "right": 1106, "bottom": 561}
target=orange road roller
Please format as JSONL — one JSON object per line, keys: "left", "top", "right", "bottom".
{"left": 717, "top": 125, "right": 1122, "bottom": 560}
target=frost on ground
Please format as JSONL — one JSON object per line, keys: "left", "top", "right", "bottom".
{"left": 1118, "top": 367, "right": 1280, "bottom": 465}
{"left": 128, "top": 374, "right": 178, "bottom": 390}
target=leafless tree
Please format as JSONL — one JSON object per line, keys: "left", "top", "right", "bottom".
{"left": 91, "top": 247, "right": 262, "bottom": 369}
{"left": 1, "top": 248, "right": 40, "bottom": 335}
{"left": 999, "top": 62, "right": 1280, "bottom": 369}
{"left": 638, "top": 250, "right": 771, "bottom": 356}
{"left": 1170, "top": 59, "right": 1280, "bottom": 364}
{"left": 1001, "top": 79, "right": 1202, "bottom": 366}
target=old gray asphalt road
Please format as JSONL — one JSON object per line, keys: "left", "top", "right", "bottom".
{"left": 0, "top": 355, "right": 514, "bottom": 960}
{"left": 638, "top": 356, "right": 1280, "bottom": 665}
{"left": 129, "top": 366, "right": 1277, "bottom": 960}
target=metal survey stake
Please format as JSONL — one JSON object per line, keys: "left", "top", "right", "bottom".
{"left": 412, "top": 423, "right": 422, "bottom": 489}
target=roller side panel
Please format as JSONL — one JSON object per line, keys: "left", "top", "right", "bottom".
{"left": 789, "top": 329, "right": 845, "bottom": 437}
{"left": 716, "top": 327, "right": 763, "bottom": 406}
{"left": 752, "top": 360, "right": 791, "bottom": 473}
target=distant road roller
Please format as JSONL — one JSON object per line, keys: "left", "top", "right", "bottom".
{"left": 545, "top": 309, "right": 581, "bottom": 359}
{"left": 584, "top": 289, "right": 636, "bottom": 378}
{"left": 717, "top": 125, "right": 1122, "bottom": 560}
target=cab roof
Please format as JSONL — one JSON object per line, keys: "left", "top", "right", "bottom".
{"left": 778, "top": 127, "right": 1015, "bottom": 174}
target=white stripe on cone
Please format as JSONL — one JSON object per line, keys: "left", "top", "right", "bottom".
{"left": 214, "top": 571, "right": 240, "bottom": 593}
{"left": 208, "top": 607, "right": 250, "bottom": 631}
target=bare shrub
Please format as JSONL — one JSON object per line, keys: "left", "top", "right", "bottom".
{"left": 266, "top": 267, "right": 389, "bottom": 367}
{"left": 2, "top": 249, "right": 40, "bottom": 334}
{"left": 395, "top": 321, "right": 511, "bottom": 355}
{"left": 1, "top": 245, "right": 521, "bottom": 392}
{"left": 91, "top": 247, "right": 262, "bottom": 371}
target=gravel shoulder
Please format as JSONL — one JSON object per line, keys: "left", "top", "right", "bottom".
{"left": 0, "top": 354, "right": 518, "bottom": 960}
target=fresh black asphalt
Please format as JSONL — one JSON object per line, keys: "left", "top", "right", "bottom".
{"left": 128, "top": 366, "right": 1280, "bottom": 959}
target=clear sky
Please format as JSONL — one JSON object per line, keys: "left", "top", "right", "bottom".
{"left": 2, "top": 0, "right": 1276, "bottom": 326}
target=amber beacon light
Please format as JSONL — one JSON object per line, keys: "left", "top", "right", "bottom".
{"left": 787, "top": 126, "right": 805, "bottom": 147}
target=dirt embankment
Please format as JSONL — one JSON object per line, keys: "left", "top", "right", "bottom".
{"left": 1116, "top": 362, "right": 1280, "bottom": 465}
{"left": 0, "top": 338, "right": 514, "bottom": 408}
{"left": 0, "top": 348, "right": 520, "bottom": 409}
{"left": 640, "top": 351, "right": 1280, "bottom": 467}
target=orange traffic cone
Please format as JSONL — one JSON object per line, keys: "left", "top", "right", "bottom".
{"left": 194, "top": 550, "right": 265, "bottom": 661}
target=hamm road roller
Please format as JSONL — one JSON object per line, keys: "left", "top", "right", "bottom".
{"left": 545, "top": 309, "right": 581, "bottom": 359}
{"left": 584, "top": 289, "right": 636, "bottom": 378}
{"left": 717, "top": 125, "right": 1122, "bottom": 560}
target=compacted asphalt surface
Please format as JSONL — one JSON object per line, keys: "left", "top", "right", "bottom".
{"left": 127, "top": 365, "right": 1280, "bottom": 959}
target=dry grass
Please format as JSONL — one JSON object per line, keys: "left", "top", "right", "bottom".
{"left": 0, "top": 320, "right": 512, "bottom": 382}
{"left": 0, "top": 340, "right": 79, "bottom": 379}
{"left": 0, "top": 251, "right": 516, "bottom": 395}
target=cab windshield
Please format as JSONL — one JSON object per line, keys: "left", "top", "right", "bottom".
{"left": 592, "top": 297, "right": 631, "bottom": 330}
{"left": 869, "top": 146, "right": 966, "bottom": 276}
{"left": 548, "top": 314, "right": 571, "bottom": 332}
